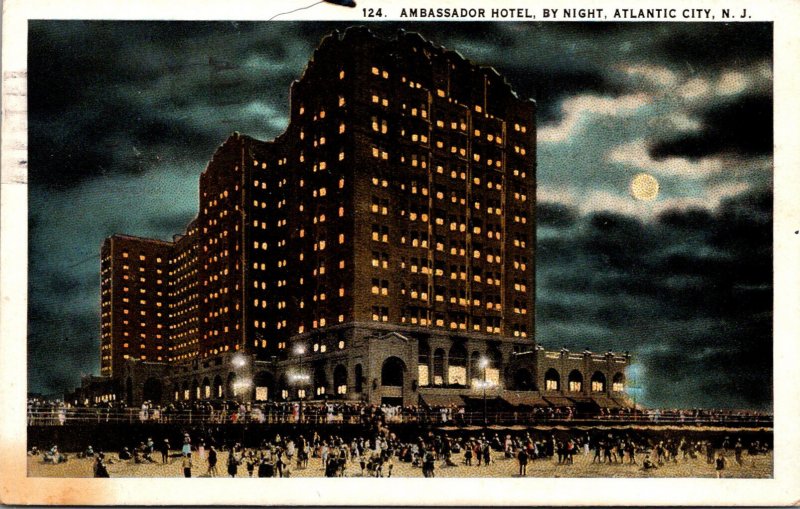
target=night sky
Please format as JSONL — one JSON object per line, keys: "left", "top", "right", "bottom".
{"left": 27, "top": 21, "right": 772, "bottom": 409}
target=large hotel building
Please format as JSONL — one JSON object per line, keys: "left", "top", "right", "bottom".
{"left": 86, "top": 27, "right": 630, "bottom": 409}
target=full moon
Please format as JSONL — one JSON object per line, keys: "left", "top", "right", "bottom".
{"left": 630, "top": 173, "right": 660, "bottom": 201}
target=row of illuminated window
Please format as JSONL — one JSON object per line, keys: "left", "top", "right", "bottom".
{"left": 201, "top": 323, "right": 240, "bottom": 339}
{"left": 371, "top": 279, "right": 389, "bottom": 296}
{"left": 400, "top": 152, "right": 428, "bottom": 169}
{"left": 371, "top": 66, "right": 389, "bottom": 79}
{"left": 510, "top": 324, "right": 529, "bottom": 338}
{"left": 312, "top": 339, "right": 346, "bottom": 352}
{"left": 399, "top": 312, "right": 505, "bottom": 335}
{"left": 512, "top": 144, "right": 528, "bottom": 156}
{"left": 120, "top": 252, "right": 160, "bottom": 263}
{"left": 371, "top": 146, "right": 389, "bottom": 160}
{"left": 122, "top": 308, "right": 162, "bottom": 318}
{"left": 371, "top": 225, "right": 389, "bottom": 243}
{"left": 120, "top": 297, "right": 163, "bottom": 307}
{"left": 371, "top": 251, "right": 389, "bottom": 269}
{"left": 401, "top": 102, "right": 428, "bottom": 119}
{"left": 201, "top": 343, "right": 240, "bottom": 358}
{"left": 298, "top": 150, "right": 346, "bottom": 165}
{"left": 120, "top": 341, "right": 164, "bottom": 349}
{"left": 120, "top": 287, "right": 157, "bottom": 296}
{"left": 122, "top": 354, "right": 162, "bottom": 361}
{"left": 371, "top": 307, "right": 389, "bottom": 322}
{"left": 417, "top": 365, "right": 501, "bottom": 388}
{"left": 472, "top": 128, "right": 504, "bottom": 145}
{"left": 120, "top": 274, "right": 163, "bottom": 284}
{"left": 370, "top": 94, "right": 389, "bottom": 108}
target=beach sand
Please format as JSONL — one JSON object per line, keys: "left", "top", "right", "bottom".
{"left": 28, "top": 449, "right": 772, "bottom": 478}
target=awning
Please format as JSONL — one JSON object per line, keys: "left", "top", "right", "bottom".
{"left": 418, "top": 393, "right": 466, "bottom": 407}
{"left": 592, "top": 395, "right": 622, "bottom": 409}
{"left": 543, "top": 396, "right": 574, "bottom": 407}
{"left": 502, "top": 392, "right": 549, "bottom": 408}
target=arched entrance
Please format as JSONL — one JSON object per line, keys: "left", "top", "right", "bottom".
{"left": 142, "top": 377, "right": 162, "bottom": 403}
{"left": 202, "top": 377, "right": 211, "bottom": 399}
{"left": 381, "top": 356, "right": 406, "bottom": 387}
{"left": 213, "top": 375, "right": 223, "bottom": 399}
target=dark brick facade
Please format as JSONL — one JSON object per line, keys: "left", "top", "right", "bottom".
{"left": 92, "top": 27, "right": 630, "bottom": 408}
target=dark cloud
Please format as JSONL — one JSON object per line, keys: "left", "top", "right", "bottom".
{"left": 650, "top": 94, "right": 773, "bottom": 159}
{"left": 537, "top": 202, "right": 579, "bottom": 228}
{"left": 659, "top": 22, "right": 772, "bottom": 68}
{"left": 536, "top": 189, "right": 772, "bottom": 409}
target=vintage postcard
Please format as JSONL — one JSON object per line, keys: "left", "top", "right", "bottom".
{"left": 2, "top": 0, "right": 799, "bottom": 505}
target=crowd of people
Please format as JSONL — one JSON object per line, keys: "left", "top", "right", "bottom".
{"left": 30, "top": 421, "right": 772, "bottom": 479}
{"left": 28, "top": 397, "right": 773, "bottom": 427}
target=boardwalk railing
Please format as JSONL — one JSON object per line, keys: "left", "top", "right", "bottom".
{"left": 26, "top": 407, "right": 774, "bottom": 427}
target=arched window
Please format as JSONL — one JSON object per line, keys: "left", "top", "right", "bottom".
{"left": 226, "top": 372, "right": 235, "bottom": 399}
{"left": 448, "top": 342, "right": 467, "bottom": 386}
{"left": 334, "top": 364, "right": 348, "bottom": 395}
{"left": 202, "top": 377, "right": 211, "bottom": 399}
{"left": 591, "top": 371, "right": 606, "bottom": 392}
{"left": 433, "top": 348, "right": 445, "bottom": 386}
{"left": 568, "top": 370, "right": 583, "bottom": 392}
{"left": 213, "top": 376, "right": 223, "bottom": 399}
{"left": 254, "top": 372, "right": 273, "bottom": 401}
{"left": 470, "top": 351, "right": 481, "bottom": 381}
{"left": 612, "top": 372, "right": 625, "bottom": 392}
{"left": 181, "top": 380, "right": 189, "bottom": 401}
{"left": 418, "top": 341, "right": 430, "bottom": 387}
{"left": 192, "top": 379, "right": 200, "bottom": 400}
{"left": 486, "top": 346, "right": 502, "bottom": 385}
{"left": 544, "top": 369, "right": 560, "bottom": 391}
{"left": 354, "top": 364, "right": 363, "bottom": 393}
{"left": 314, "top": 366, "right": 328, "bottom": 397}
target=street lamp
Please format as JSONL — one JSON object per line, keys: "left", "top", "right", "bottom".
{"left": 480, "top": 357, "right": 489, "bottom": 426}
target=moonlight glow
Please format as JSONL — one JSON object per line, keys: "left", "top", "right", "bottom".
{"left": 630, "top": 173, "right": 660, "bottom": 201}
